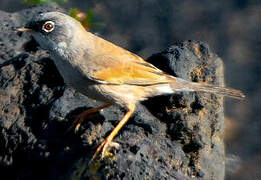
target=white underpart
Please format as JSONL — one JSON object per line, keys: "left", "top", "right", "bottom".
{"left": 156, "top": 84, "right": 173, "bottom": 94}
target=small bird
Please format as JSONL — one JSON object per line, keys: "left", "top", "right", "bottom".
{"left": 17, "top": 12, "right": 245, "bottom": 160}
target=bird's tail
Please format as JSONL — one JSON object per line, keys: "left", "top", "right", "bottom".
{"left": 167, "top": 77, "right": 245, "bottom": 99}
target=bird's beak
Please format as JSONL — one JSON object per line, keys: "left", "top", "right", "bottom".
{"left": 16, "top": 27, "right": 33, "bottom": 33}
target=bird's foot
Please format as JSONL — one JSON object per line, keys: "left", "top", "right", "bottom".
{"left": 67, "top": 110, "right": 89, "bottom": 133}
{"left": 67, "top": 104, "right": 112, "bottom": 133}
{"left": 92, "top": 139, "right": 120, "bottom": 160}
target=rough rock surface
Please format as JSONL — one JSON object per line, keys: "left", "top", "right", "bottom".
{"left": 0, "top": 3, "right": 225, "bottom": 180}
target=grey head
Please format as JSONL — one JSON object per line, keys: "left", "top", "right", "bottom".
{"left": 23, "top": 12, "right": 84, "bottom": 53}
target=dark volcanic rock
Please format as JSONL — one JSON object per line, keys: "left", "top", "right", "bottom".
{"left": 146, "top": 42, "right": 225, "bottom": 180}
{"left": 0, "top": 4, "right": 225, "bottom": 180}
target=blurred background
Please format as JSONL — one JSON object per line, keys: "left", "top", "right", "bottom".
{"left": 0, "top": 0, "right": 260, "bottom": 179}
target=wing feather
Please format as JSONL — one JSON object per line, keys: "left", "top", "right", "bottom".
{"left": 81, "top": 33, "right": 175, "bottom": 85}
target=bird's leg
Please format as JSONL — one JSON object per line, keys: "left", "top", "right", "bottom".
{"left": 68, "top": 103, "right": 112, "bottom": 133}
{"left": 92, "top": 104, "right": 136, "bottom": 160}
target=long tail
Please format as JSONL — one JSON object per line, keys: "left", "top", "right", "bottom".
{"left": 169, "top": 77, "right": 245, "bottom": 99}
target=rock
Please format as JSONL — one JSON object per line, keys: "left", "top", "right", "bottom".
{"left": 146, "top": 42, "right": 225, "bottom": 180}
{"left": 0, "top": 4, "right": 225, "bottom": 180}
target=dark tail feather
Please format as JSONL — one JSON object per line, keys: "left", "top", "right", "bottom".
{"left": 172, "top": 78, "right": 245, "bottom": 100}
{"left": 191, "top": 82, "right": 245, "bottom": 99}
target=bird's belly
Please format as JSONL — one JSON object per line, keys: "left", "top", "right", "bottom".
{"left": 51, "top": 56, "right": 113, "bottom": 103}
{"left": 73, "top": 82, "right": 113, "bottom": 103}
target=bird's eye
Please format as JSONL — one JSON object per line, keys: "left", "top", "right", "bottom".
{"left": 42, "top": 21, "right": 55, "bottom": 32}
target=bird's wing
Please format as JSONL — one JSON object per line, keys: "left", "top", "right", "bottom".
{"left": 81, "top": 35, "right": 175, "bottom": 85}
{"left": 91, "top": 58, "right": 172, "bottom": 85}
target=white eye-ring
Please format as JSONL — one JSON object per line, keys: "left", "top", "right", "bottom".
{"left": 42, "top": 21, "right": 55, "bottom": 32}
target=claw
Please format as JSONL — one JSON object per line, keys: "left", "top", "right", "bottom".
{"left": 67, "top": 104, "right": 112, "bottom": 133}
{"left": 75, "top": 123, "right": 81, "bottom": 132}
{"left": 67, "top": 113, "right": 84, "bottom": 133}
{"left": 90, "top": 104, "right": 135, "bottom": 161}
{"left": 92, "top": 139, "right": 120, "bottom": 160}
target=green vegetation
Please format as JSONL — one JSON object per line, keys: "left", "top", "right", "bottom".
{"left": 23, "top": 0, "right": 105, "bottom": 30}
{"left": 69, "top": 8, "right": 105, "bottom": 30}
{"left": 24, "top": 0, "right": 67, "bottom": 5}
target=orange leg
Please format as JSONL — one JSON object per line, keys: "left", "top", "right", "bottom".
{"left": 68, "top": 103, "right": 112, "bottom": 133}
{"left": 92, "top": 104, "right": 136, "bottom": 160}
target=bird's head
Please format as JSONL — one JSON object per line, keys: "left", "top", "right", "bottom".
{"left": 17, "top": 12, "right": 84, "bottom": 52}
